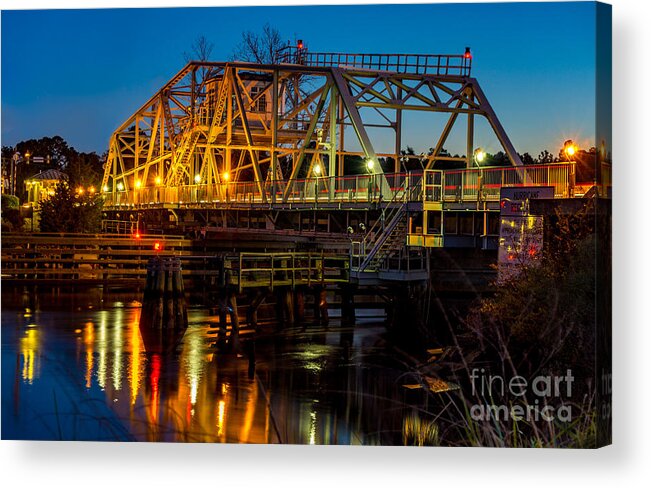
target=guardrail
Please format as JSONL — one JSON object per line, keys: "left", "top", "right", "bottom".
{"left": 102, "top": 163, "right": 581, "bottom": 209}
{"left": 103, "top": 172, "right": 424, "bottom": 207}
{"left": 423, "top": 163, "right": 576, "bottom": 202}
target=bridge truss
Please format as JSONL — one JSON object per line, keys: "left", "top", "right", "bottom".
{"left": 101, "top": 46, "right": 523, "bottom": 207}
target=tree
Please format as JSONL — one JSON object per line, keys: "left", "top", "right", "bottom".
{"left": 537, "top": 149, "right": 555, "bottom": 164}
{"left": 66, "top": 151, "right": 103, "bottom": 190}
{"left": 1, "top": 194, "right": 24, "bottom": 231}
{"left": 518, "top": 152, "right": 535, "bottom": 165}
{"left": 38, "top": 183, "right": 103, "bottom": 233}
{"left": 184, "top": 34, "right": 214, "bottom": 63}
{"left": 231, "top": 23, "right": 285, "bottom": 64}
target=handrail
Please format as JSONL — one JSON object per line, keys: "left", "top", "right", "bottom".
{"left": 356, "top": 174, "right": 423, "bottom": 272}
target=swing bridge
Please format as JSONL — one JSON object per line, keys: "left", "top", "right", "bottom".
{"left": 99, "top": 43, "right": 593, "bottom": 284}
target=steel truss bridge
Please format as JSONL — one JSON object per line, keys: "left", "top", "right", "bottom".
{"left": 100, "top": 45, "right": 590, "bottom": 281}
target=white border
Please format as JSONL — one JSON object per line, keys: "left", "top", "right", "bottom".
{"left": 1, "top": 1, "right": 649, "bottom": 486}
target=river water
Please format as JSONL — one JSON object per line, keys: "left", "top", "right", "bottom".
{"left": 2, "top": 287, "right": 445, "bottom": 444}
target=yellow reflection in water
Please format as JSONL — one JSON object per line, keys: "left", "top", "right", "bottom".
{"left": 217, "top": 400, "right": 226, "bottom": 437}
{"left": 20, "top": 328, "right": 40, "bottom": 384}
{"left": 112, "top": 318, "right": 123, "bottom": 391}
{"left": 309, "top": 409, "right": 317, "bottom": 445}
{"left": 84, "top": 322, "right": 95, "bottom": 389}
{"left": 97, "top": 313, "right": 108, "bottom": 389}
{"left": 128, "top": 319, "right": 144, "bottom": 406}
{"left": 239, "top": 380, "right": 258, "bottom": 443}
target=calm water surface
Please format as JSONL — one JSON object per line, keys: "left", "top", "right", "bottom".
{"left": 2, "top": 288, "right": 439, "bottom": 444}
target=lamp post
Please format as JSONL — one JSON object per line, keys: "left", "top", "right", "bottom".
{"left": 313, "top": 163, "right": 321, "bottom": 205}
{"left": 366, "top": 158, "right": 376, "bottom": 202}
{"left": 473, "top": 148, "right": 486, "bottom": 200}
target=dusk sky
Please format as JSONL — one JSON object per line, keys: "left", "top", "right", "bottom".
{"left": 2, "top": 2, "right": 599, "bottom": 158}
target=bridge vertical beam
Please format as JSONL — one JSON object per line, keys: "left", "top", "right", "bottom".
{"left": 328, "top": 88, "right": 337, "bottom": 199}
{"left": 271, "top": 69, "right": 279, "bottom": 203}
{"left": 395, "top": 85, "right": 402, "bottom": 173}
{"left": 466, "top": 112, "right": 474, "bottom": 168}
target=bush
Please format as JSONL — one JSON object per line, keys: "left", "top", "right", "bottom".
{"left": 38, "top": 183, "right": 103, "bottom": 233}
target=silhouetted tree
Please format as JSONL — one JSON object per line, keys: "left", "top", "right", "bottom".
{"left": 519, "top": 152, "right": 535, "bottom": 165}
{"left": 232, "top": 23, "right": 284, "bottom": 64}
{"left": 184, "top": 34, "right": 214, "bottom": 63}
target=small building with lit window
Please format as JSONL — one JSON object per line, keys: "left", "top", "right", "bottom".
{"left": 24, "top": 168, "right": 67, "bottom": 204}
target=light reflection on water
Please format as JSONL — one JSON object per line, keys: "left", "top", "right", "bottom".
{"left": 2, "top": 288, "right": 438, "bottom": 444}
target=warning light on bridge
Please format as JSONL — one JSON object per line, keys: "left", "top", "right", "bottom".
{"left": 297, "top": 39, "right": 304, "bottom": 49}
{"left": 464, "top": 47, "right": 472, "bottom": 59}
{"left": 154, "top": 241, "right": 162, "bottom": 252}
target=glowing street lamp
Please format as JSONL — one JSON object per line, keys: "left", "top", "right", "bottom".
{"left": 135, "top": 179, "right": 142, "bottom": 189}
{"left": 117, "top": 181, "right": 125, "bottom": 191}
{"left": 366, "top": 158, "right": 375, "bottom": 173}
{"left": 103, "top": 185, "right": 109, "bottom": 193}
{"left": 474, "top": 148, "right": 486, "bottom": 201}
{"left": 473, "top": 148, "right": 486, "bottom": 165}
{"left": 563, "top": 140, "right": 578, "bottom": 161}
{"left": 313, "top": 163, "right": 322, "bottom": 176}
{"left": 89, "top": 186, "right": 96, "bottom": 194}
{"left": 194, "top": 174, "right": 202, "bottom": 184}
{"left": 222, "top": 172, "right": 230, "bottom": 202}
{"left": 155, "top": 176, "right": 162, "bottom": 186}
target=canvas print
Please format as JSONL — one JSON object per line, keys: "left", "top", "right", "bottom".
{"left": 1, "top": 2, "right": 611, "bottom": 447}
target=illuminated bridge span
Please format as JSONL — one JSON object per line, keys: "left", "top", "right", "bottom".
{"left": 100, "top": 44, "right": 602, "bottom": 283}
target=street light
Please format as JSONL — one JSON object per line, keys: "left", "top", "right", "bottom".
{"left": 135, "top": 179, "right": 142, "bottom": 189}
{"left": 194, "top": 174, "right": 202, "bottom": 184}
{"left": 563, "top": 140, "right": 577, "bottom": 160}
{"left": 366, "top": 158, "right": 375, "bottom": 172}
{"left": 473, "top": 148, "right": 486, "bottom": 165}
{"left": 117, "top": 181, "right": 125, "bottom": 191}
{"left": 474, "top": 148, "right": 486, "bottom": 201}
{"left": 155, "top": 176, "right": 162, "bottom": 186}
{"left": 222, "top": 172, "right": 230, "bottom": 202}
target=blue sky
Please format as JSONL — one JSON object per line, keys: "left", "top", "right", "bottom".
{"left": 2, "top": 2, "right": 602, "bottom": 157}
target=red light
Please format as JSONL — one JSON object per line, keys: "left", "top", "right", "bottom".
{"left": 464, "top": 47, "right": 472, "bottom": 59}
{"left": 297, "top": 39, "right": 304, "bottom": 49}
{"left": 135, "top": 232, "right": 141, "bottom": 239}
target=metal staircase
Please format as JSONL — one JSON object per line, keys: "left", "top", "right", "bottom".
{"left": 354, "top": 177, "right": 422, "bottom": 274}
{"left": 208, "top": 76, "right": 230, "bottom": 142}
{"left": 167, "top": 129, "right": 202, "bottom": 187}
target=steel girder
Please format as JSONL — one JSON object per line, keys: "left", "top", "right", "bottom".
{"left": 101, "top": 59, "right": 522, "bottom": 205}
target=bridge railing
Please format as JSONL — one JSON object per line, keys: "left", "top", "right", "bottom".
{"left": 104, "top": 171, "right": 424, "bottom": 207}
{"left": 102, "top": 163, "right": 576, "bottom": 208}
{"left": 423, "top": 163, "right": 576, "bottom": 203}
{"left": 277, "top": 46, "right": 472, "bottom": 76}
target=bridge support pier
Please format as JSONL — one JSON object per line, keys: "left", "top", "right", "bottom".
{"left": 139, "top": 256, "right": 188, "bottom": 353}
{"left": 313, "top": 287, "right": 329, "bottom": 325}
{"left": 295, "top": 289, "right": 306, "bottom": 324}
{"left": 246, "top": 289, "right": 266, "bottom": 328}
{"left": 340, "top": 285, "right": 356, "bottom": 326}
